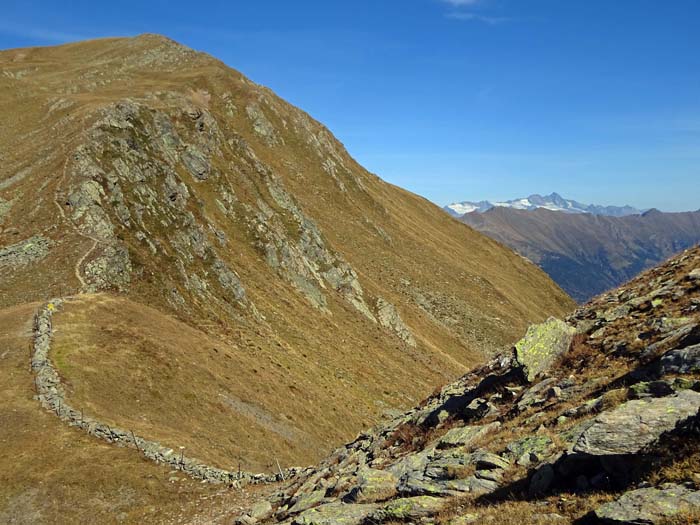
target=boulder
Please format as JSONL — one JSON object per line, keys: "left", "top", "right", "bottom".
{"left": 288, "top": 489, "right": 328, "bottom": 514}
{"left": 515, "top": 318, "right": 575, "bottom": 381}
{"left": 250, "top": 500, "right": 273, "bottom": 521}
{"left": 658, "top": 343, "right": 700, "bottom": 375}
{"left": 293, "top": 502, "right": 378, "bottom": 525}
{"left": 471, "top": 450, "right": 510, "bottom": 470}
{"left": 595, "top": 484, "right": 700, "bottom": 524}
{"left": 348, "top": 467, "right": 397, "bottom": 503}
{"left": 437, "top": 422, "right": 500, "bottom": 449}
{"left": 371, "top": 496, "right": 443, "bottom": 521}
{"left": 574, "top": 390, "right": 700, "bottom": 456}
{"left": 529, "top": 464, "right": 555, "bottom": 497}
{"left": 517, "top": 377, "right": 559, "bottom": 411}
{"left": 506, "top": 435, "right": 554, "bottom": 464}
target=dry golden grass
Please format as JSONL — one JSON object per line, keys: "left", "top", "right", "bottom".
{"left": 50, "top": 293, "right": 480, "bottom": 471}
{"left": 0, "top": 34, "right": 573, "bottom": 479}
{"left": 659, "top": 511, "right": 700, "bottom": 525}
{"left": 0, "top": 302, "right": 275, "bottom": 525}
{"left": 437, "top": 492, "right": 618, "bottom": 524}
{"left": 386, "top": 417, "right": 460, "bottom": 455}
{"left": 0, "top": 34, "right": 575, "bottom": 522}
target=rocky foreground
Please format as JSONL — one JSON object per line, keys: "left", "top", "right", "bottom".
{"left": 235, "top": 247, "right": 700, "bottom": 524}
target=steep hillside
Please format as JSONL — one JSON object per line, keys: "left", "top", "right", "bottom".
{"left": 460, "top": 207, "right": 700, "bottom": 302}
{"left": 240, "top": 246, "right": 700, "bottom": 525}
{"left": 0, "top": 33, "right": 572, "bottom": 477}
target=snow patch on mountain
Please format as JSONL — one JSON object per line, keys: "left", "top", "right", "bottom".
{"left": 445, "top": 192, "right": 644, "bottom": 217}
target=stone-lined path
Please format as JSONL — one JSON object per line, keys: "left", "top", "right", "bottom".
{"left": 31, "top": 298, "right": 303, "bottom": 485}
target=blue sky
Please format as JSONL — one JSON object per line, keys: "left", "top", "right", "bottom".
{"left": 2, "top": 1, "right": 699, "bottom": 211}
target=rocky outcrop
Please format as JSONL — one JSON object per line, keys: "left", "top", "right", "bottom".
{"left": 0, "top": 235, "right": 50, "bottom": 271}
{"left": 234, "top": 246, "right": 700, "bottom": 524}
{"left": 574, "top": 391, "right": 700, "bottom": 456}
{"left": 658, "top": 343, "right": 700, "bottom": 375}
{"left": 376, "top": 298, "right": 416, "bottom": 347}
{"left": 595, "top": 484, "right": 700, "bottom": 524}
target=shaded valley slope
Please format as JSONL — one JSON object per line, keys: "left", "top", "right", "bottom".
{"left": 460, "top": 206, "right": 700, "bottom": 302}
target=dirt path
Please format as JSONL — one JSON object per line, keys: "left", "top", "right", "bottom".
{"left": 52, "top": 155, "right": 105, "bottom": 293}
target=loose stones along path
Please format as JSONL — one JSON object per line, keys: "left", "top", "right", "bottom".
{"left": 31, "top": 299, "right": 302, "bottom": 485}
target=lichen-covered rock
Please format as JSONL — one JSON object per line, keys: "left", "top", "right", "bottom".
{"left": 595, "top": 484, "right": 700, "bottom": 524}
{"left": 250, "top": 500, "right": 273, "bottom": 521}
{"left": 515, "top": 317, "right": 575, "bottom": 381}
{"left": 574, "top": 390, "right": 700, "bottom": 456}
{"left": 506, "top": 435, "right": 554, "bottom": 464}
{"left": 84, "top": 243, "right": 131, "bottom": 292}
{"left": 471, "top": 450, "right": 510, "bottom": 471}
{"left": 292, "top": 502, "right": 378, "bottom": 525}
{"left": 0, "top": 235, "right": 50, "bottom": 270}
{"left": 438, "top": 422, "right": 500, "bottom": 450}
{"left": 288, "top": 489, "right": 328, "bottom": 514}
{"left": 348, "top": 466, "right": 398, "bottom": 503}
{"left": 371, "top": 496, "right": 443, "bottom": 521}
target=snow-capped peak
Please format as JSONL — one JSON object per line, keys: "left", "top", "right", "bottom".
{"left": 444, "top": 193, "right": 644, "bottom": 217}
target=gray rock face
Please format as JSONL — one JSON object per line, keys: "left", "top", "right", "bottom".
{"left": 514, "top": 317, "right": 575, "bottom": 381}
{"left": 0, "top": 235, "right": 50, "bottom": 270}
{"left": 658, "top": 344, "right": 700, "bottom": 375}
{"left": 376, "top": 298, "right": 416, "bottom": 347}
{"left": 181, "top": 145, "right": 210, "bottom": 180}
{"left": 84, "top": 244, "right": 131, "bottom": 292}
{"left": 437, "top": 422, "right": 499, "bottom": 449}
{"left": 595, "top": 484, "right": 700, "bottom": 524}
{"left": 348, "top": 466, "right": 398, "bottom": 503}
{"left": 293, "top": 502, "right": 377, "bottom": 525}
{"left": 574, "top": 390, "right": 700, "bottom": 456}
{"left": 246, "top": 103, "right": 283, "bottom": 146}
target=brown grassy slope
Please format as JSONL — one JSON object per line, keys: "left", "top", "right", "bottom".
{"left": 0, "top": 34, "right": 574, "bottom": 471}
{"left": 251, "top": 245, "right": 699, "bottom": 525}
{"left": 49, "top": 293, "right": 458, "bottom": 471}
{"left": 0, "top": 302, "right": 275, "bottom": 525}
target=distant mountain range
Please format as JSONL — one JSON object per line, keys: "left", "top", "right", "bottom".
{"left": 445, "top": 192, "right": 645, "bottom": 217}
{"left": 459, "top": 206, "right": 700, "bottom": 302}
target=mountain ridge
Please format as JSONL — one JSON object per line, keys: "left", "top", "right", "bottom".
{"left": 0, "top": 34, "right": 573, "bottom": 523}
{"left": 445, "top": 192, "right": 646, "bottom": 217}
{"left": 459, "top": 206, "right": 700, "bottom": 303}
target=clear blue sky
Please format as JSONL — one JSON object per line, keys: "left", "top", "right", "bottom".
{"left": 2, "top": 1, "right": 699, "bottom": 211}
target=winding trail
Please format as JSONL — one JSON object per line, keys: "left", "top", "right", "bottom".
{"left": 72, "top": 239, "right": 98, "bottom": 290}
{"left": 30, "top": 299, "right": 301, "bottom": 485}
{"left": 41, "top": 154, "right": 299, "bottom": 485}
{"left": 52, "top": 155, "right": 106, "bottom": 293}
